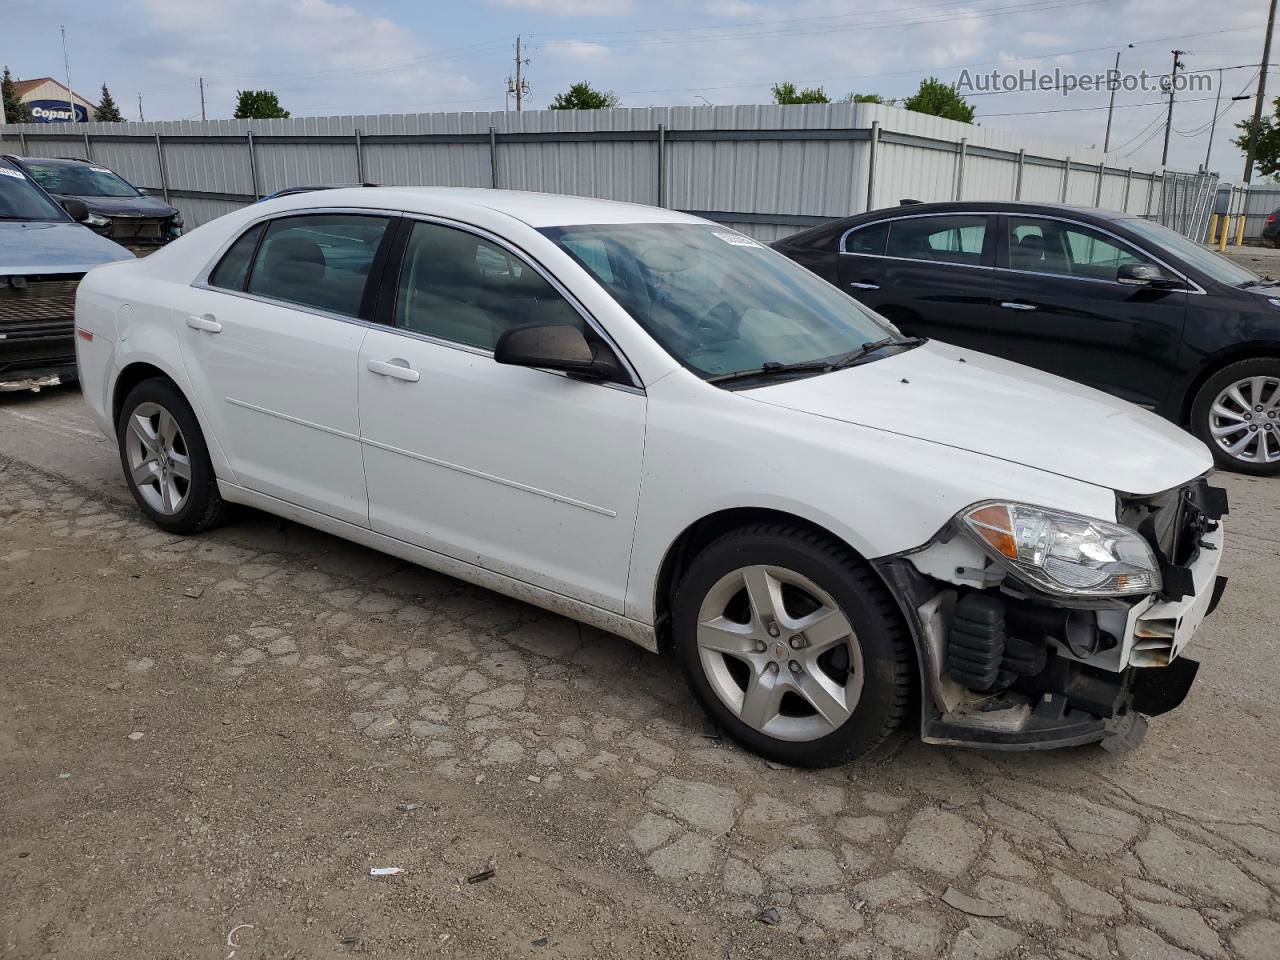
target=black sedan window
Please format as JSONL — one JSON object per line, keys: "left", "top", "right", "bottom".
{"left": 884, "top": 215, "right": 986, "bottom": 266}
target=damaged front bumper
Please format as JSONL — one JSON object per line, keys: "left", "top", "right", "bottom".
{"left": 874, "top": 480, "right": 1227, "bottom": 752}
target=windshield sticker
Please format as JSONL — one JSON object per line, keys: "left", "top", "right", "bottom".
{"left": 0, "top": 167, "right": 25, "bottom": 180}
{"left": 712, "top": 230, "right": 763, "bottom": 248}
{"left": 89, "top": 166, "right": 112, "bottom": 173}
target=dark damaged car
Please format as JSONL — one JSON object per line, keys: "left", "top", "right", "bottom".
{"left": 6, "top": 155, "right": 183, "bottom": 246}
{"left": 0, "top": 157, "right": 133, "bottom": 391}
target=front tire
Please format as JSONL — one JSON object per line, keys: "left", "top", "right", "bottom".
{"left": 672, "top": 523, "right": 913, "bottom": 768}
{"left": 116, "top": 378, "right": 228, "bottom": 533}
{"left": 1190, "top": 358, "right": 1280, "bottom": 476}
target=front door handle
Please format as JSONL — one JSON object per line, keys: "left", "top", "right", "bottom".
{"left": 849, "top": 281, "right": 880, "bottom": 290}
{"left": 366, "top": 358, "right": 421, "bottom": 383}
{"left": 999, "top": 301, "right": 1038, "bottom": 311}
{"left": 186, "top": 314, "right": 222, "bottom": 333}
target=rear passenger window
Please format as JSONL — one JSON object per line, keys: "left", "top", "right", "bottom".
{"left": 886, "top": 215, "right": 987, "bottom": 266}
{"left": 245, "top": 214, "right": 391, "bottom": 318}
{"left": 394, "top": 221, "right": 583, "bottom": 351}
{"left": 208, "top": 222, "right": 265, "bottom": 291}
{"left": 842, "top": 221, "right": 889, "bottom": 256}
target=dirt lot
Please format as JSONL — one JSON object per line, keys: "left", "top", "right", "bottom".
{"left": 2, "top": 386, "right": 1279, "bottom": 960}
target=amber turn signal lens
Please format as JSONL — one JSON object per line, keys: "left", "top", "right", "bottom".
{"left": 965, "top": 504, "right": 1018, "bottom": 560}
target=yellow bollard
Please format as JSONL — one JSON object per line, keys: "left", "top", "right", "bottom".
{"left": 1219, "top": 214, "right": 1231, "bottom": 252}
{"left": 1235, "top": 212, "right": 1247, "bottom": 246}
{"left": 1208, "top": 213, "right": 1219, "bottom": 245}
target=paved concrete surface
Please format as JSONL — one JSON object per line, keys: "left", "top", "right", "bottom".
{"left": 2, "top": 386, "right": 1279, "bottom": 959}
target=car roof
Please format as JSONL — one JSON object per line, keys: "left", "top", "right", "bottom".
{"left": 856, "top": 200, "right": 1134, "bottom": 222}
{"left": 264, "top": 185, "right": 707, "bottom": 229}
{"left": 7, "top": 155, "right": 94, "bottom": 168}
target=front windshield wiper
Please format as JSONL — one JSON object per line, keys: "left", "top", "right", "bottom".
{"left": 705, "top": 336, "right": 925, "bottom": 386}
{"left": 1238, "top": 276, "right": 1277, "bottom": 288}
{"left": 826, "top": 336, "right": 925, "bottom": 371}
{"left": 705, "top": 359, "right": 834, "bottom": 386}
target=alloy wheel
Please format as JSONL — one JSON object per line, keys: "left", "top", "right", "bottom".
{"left": 695, "top": 564, "right": 864, "bottom": 742}
{"left": 124, "top": 401, "right": 192, "bottom": 515}
{"left": 1209, "top": 375, "right": 1280, "bottom": 465}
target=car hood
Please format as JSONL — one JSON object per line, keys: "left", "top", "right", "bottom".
{"left": 743, "top": 340, "right": 1211, "bottom": 496}
{"left": 63, "top": 194, "right": 178, "bottom": 218}
{"left": 0, "top": 221, "right": 135, "bottom": 275}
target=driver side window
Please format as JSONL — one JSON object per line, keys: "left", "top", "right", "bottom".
{"left": 394, "top": 221, "right": 583, "bottom": 351}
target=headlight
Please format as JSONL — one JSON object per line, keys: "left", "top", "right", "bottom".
{"left": 960, "top": 502, "right": 1160, "bottom": 597}
{"left": 85, "top": 213, "right": 110, "bottom": 227}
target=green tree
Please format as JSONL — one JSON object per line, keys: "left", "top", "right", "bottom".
{"left": 2, "top": 65, "right": 31, "bottom": 123}
{"left": 771, "top": 81, "right": 830, "bottom": 104}
{"left": 1233, "top": 97, "right": 1280, "bottom": 180}
{"left": 548, "top": 82, "right": 619, "bottom": 110}
{"left": 233, "top": 90, "right": 290, "bottom": 120}
{"left": 842, "top": 92, "right": 884, "bottom": 104}
{"left": 95, "top": 82, "right": 124, "bottom": 122}
{"left": 903, "top": 76, "right": 974, "bottom": 123}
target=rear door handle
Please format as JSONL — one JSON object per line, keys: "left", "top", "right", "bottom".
{"left": 186, "top": 314, "right": 222, "bottom": 333}
{"left": 849, "top": 281, "right": 880, "bottom": 290}
{"left": 999, "top": 301, "right": 1038, "bottom": 311}
{"left": 366, "top": 358, "right": 421, "bottom": 383}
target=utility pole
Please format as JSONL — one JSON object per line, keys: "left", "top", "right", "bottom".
{"left": 1161, "top": 49, "right": 1187, "bottom": 167}
{"left": 506, "top": 35, "right": 530, "bottom": 112}
{"left": 1102, "top": 43, "right": 1134, "bottom": 154}
{"left": 137, "top": 93, "right": 144, "bottom": 122}
{"left": 60, "top": 25, "right": 74, "bottom": 122}
{"left": 199, "top": 76, "right": 206, "bottom": 121}
{"left": 1244, "top": 0, "right": 1278, "bottom": 182}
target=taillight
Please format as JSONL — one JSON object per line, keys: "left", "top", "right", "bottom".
{"left": 1268, "top": 214, "right": 1277, "bottom": 223}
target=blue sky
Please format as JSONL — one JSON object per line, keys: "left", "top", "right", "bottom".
{"left": 2, "top": 0, "right": 1272, "bottom": 178}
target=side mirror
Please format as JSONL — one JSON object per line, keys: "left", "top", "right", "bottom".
{"left": 1117, "top": 263, "right": 1161, "bottom": 284}
{"left": 1117, "top": 262, "right": 1186, "bottom": 290}
{"left": 60, "top": 197, "right": 90, "bottom": 222}
{"left": 494, "top": 324, "right": 620, "bottom": 381}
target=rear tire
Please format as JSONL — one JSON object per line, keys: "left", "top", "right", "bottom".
{"left": 116, "top": 377, "right": 228, "bottom": 533}
{"left": 672, "top": 523, "right": 913, "bottom": 768}
{"left": 1190, "top": 358, "right": 1280, "bottom": 476}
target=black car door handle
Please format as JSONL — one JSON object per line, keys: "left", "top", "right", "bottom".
{"left": 999, "top": 301, "right": 1038, "bottom": 312}
{"left": 849, "top": 281, "right": 880, "bottom": 290}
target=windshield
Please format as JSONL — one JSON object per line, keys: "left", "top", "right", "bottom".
{"left": 0, "top": 164, "right": 70, "bottom": 221}
{"left": 22, "top": 160, "right": 140, "bottom": 199}
{"left": 541, "top": 223, "right": 898, "bottom": 378}
{"left": 1122, "top": 217, "right": 1262, "bottom": 287}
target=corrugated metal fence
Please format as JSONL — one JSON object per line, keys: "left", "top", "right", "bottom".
{"left": 1, "top": 103, "right": 1213, "bottom": 242}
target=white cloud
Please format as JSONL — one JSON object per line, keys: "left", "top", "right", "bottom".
{"left": 545, "top": 40, "right": 613, "bottom": 61}
{"left": 134, "top": 0, "right": 482, "bottom": 116}
{"left": 485, "top": 0, "right": 632, "bottom": 15}
{"left": 1018, "top": 31, "right": 1069, "bottom": 48}
{"left": 701, "top": 0, "right": 769, "bottom": 17}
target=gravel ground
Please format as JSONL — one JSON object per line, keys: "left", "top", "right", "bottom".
{"left": 2, "top": 380, "right": 1279, "bottom": 960}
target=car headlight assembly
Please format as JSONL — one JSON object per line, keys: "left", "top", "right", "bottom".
{"left": 960, "top": 502, "right": 1160, "bottom": 597}
{"left": 85, "top": 212, "right": 110, "bottom": 227}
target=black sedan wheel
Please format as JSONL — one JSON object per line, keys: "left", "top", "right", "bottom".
{"left": 1191, "top": 358, "right": 1280, "bottom": 476}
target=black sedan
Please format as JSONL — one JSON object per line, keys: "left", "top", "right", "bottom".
{"left": 1263, "top": 207, "right": 1279, "bottom": 248}
{"left": 773, "top": 200, "right": 1280, "bottom": 476}
{"left": 5, "top": 155, "right": 182, "bottom": 246}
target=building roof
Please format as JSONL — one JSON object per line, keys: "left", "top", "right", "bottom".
{"left": 13, "top": 77, "right": 98, "bottom": 107}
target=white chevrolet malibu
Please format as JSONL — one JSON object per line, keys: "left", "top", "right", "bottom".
{"left": 75, "top": 188, "right": 1228, "bottom": 767}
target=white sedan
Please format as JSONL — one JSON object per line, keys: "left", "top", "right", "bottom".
{"left": 75, "top": 188, "right": 1227, "bottom": 767}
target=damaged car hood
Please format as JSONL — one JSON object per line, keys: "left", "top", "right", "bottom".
{"left": 743, "top": 339, "right": 1211, "bottom": 496}
{"left": 0, "top": 221, "right": 134, "bottom": 275}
